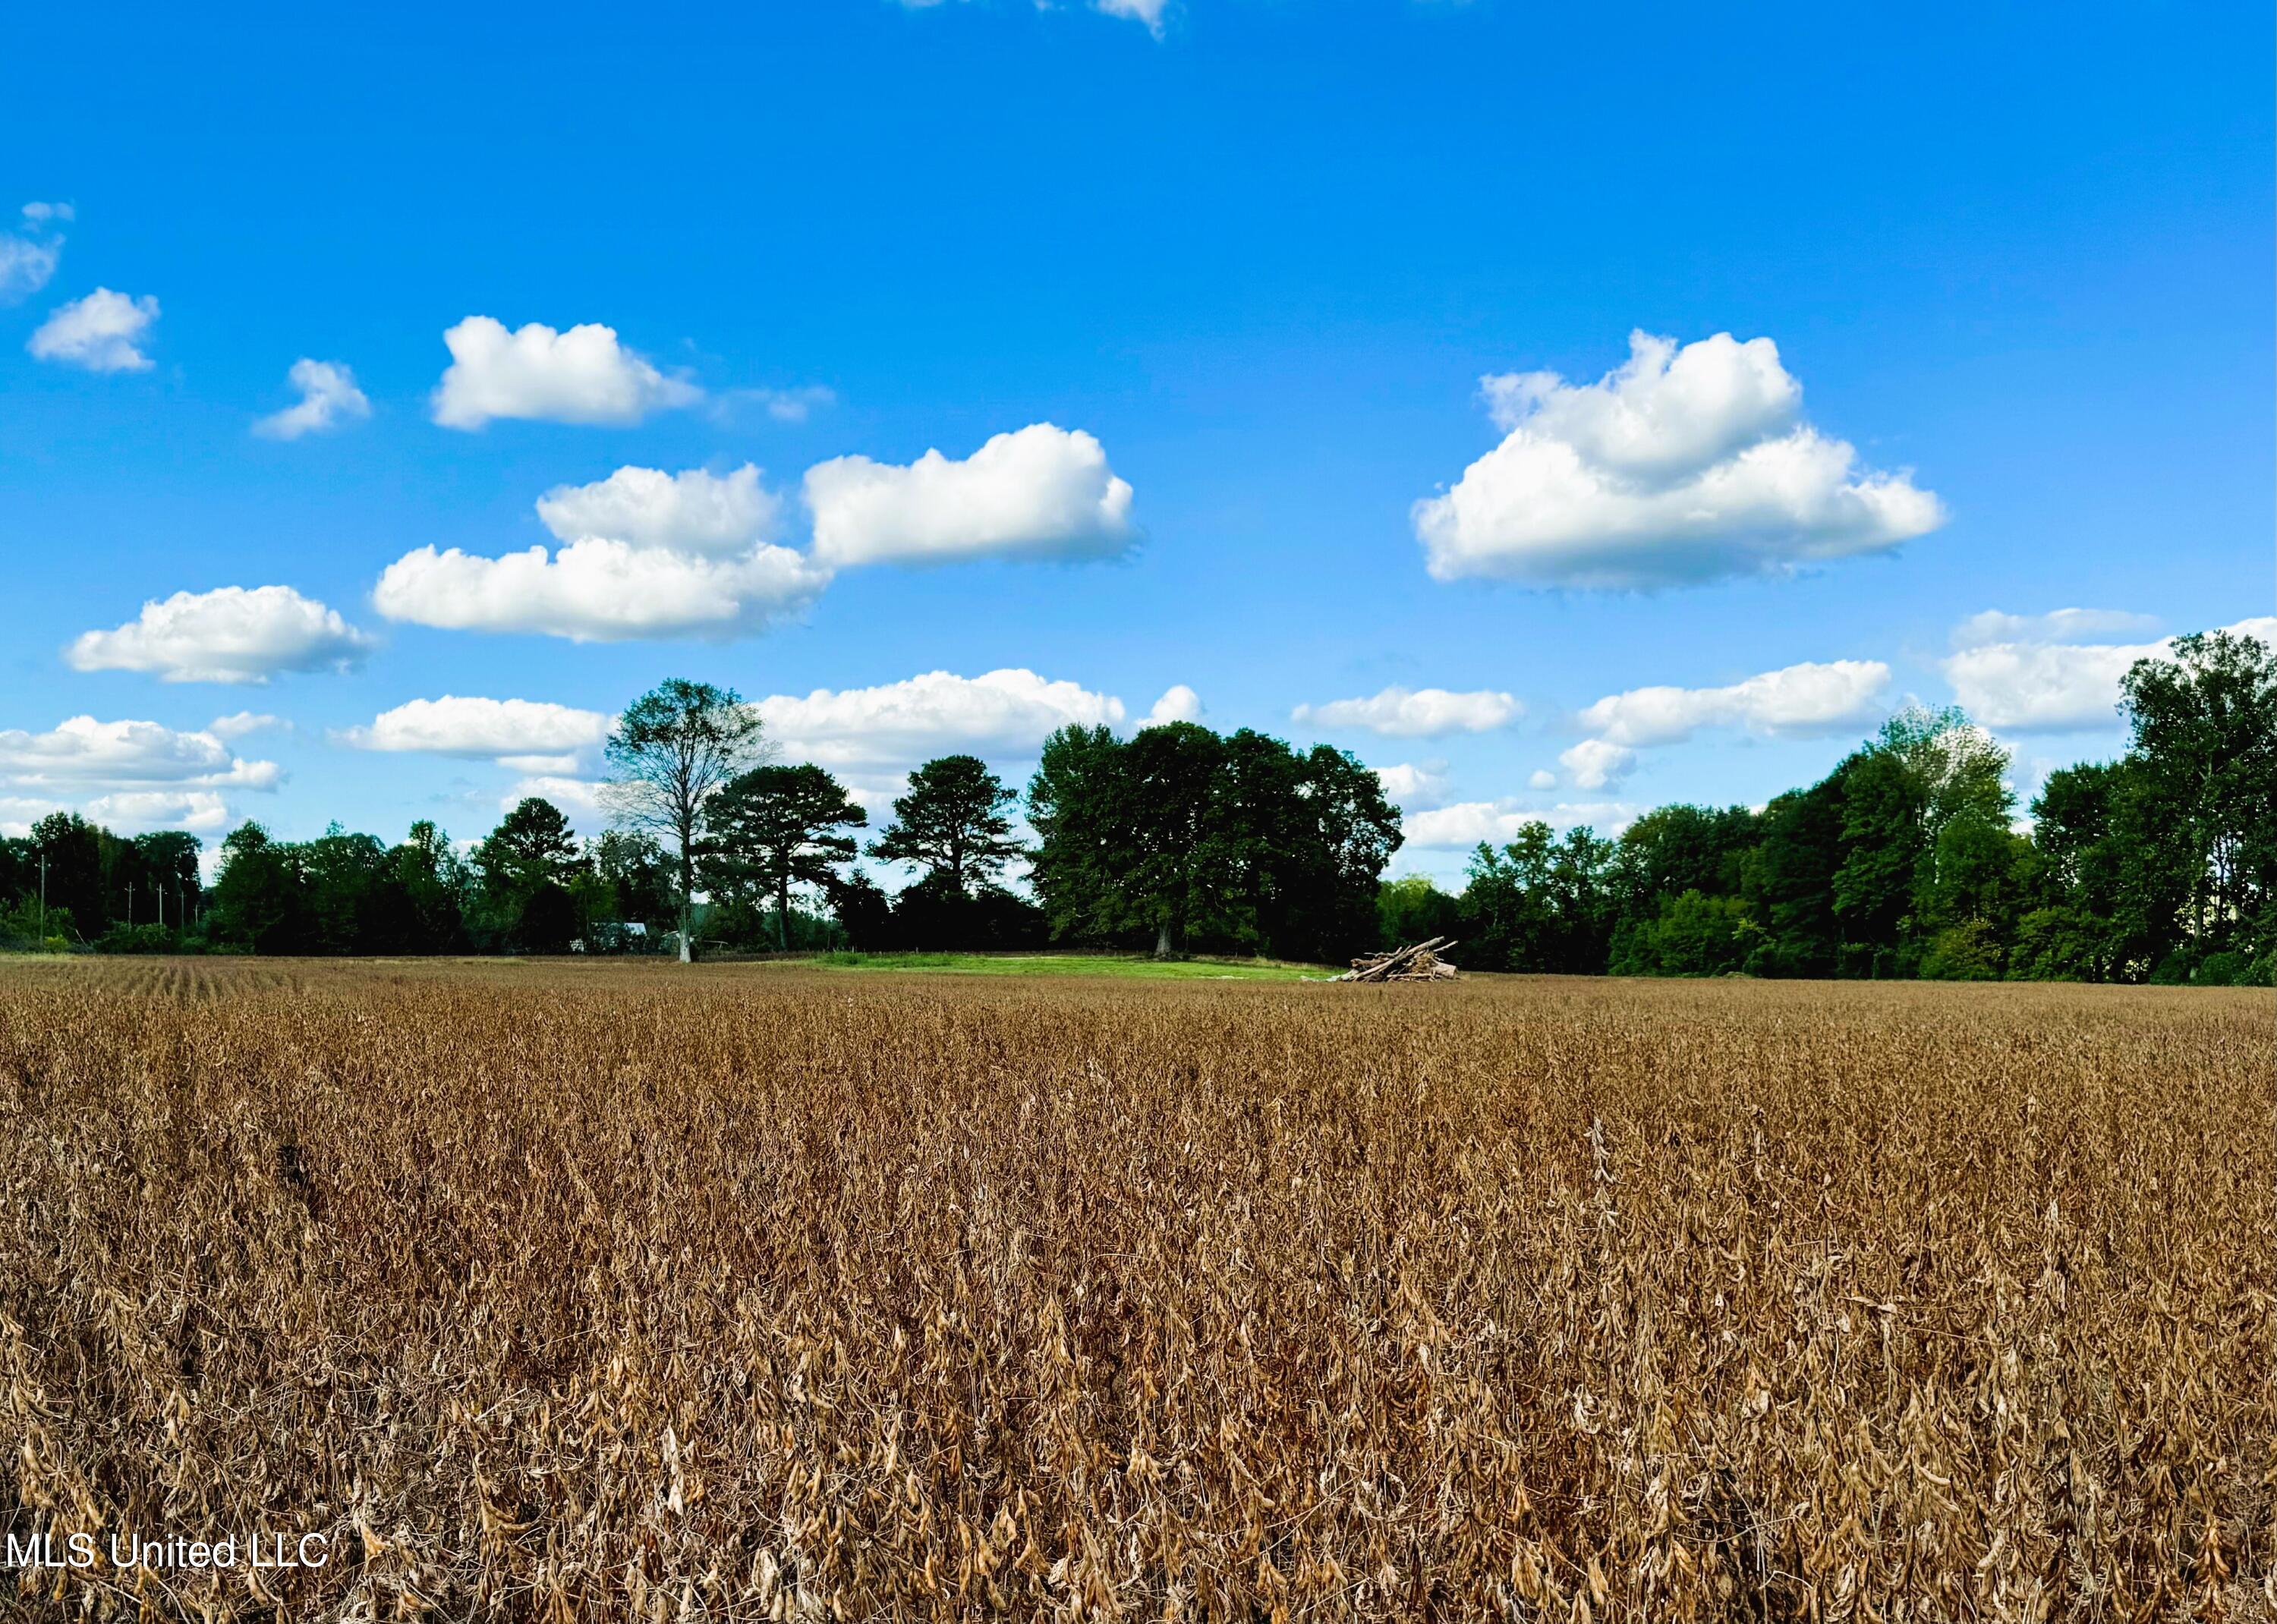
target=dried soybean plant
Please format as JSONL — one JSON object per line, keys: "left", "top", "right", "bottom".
{"left": 0, "top": 958, "right": 2269, "bottom": 1620}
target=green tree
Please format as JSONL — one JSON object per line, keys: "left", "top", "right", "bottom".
{"left": 468, "top": 798, "right": 583, "bottom": 952}
{"left": 207, "top": 823, "right": 308, "bottom": 952}
{"left": 130, "top": 831, "right": 203, "bottom": 931}
{"left": 1276, "top": 744, "right": 1403, "bottom": 958}
{"left": 1741, "top": 778, "right": 1847, "bottom": 977}
{"left": 828, "top": 870, "right": 896, "bottom": 949}
{"left": 587, "top": 830, "right": 677, "bottom": 932}
{"left": 706, "top": 764, "right": 868, "bottom": 949}
{"left": 477, "top": 798, "right": 583, "bottom": 894}
{"left": 1029, "top": 724, "right": 1400, "bottom": 961}
{"left": 394, "top": 820, "right": 468, "bottom": 950}
{"left": 1832, "top": 707, "right": 2013, "bottom": 974}
{"left": 1460, "top": 824, "right": 1611, "bottom": 974}
{"left": 870, "top": 755, "right": 1023, "bottom": 898}
{"left": 1614, "top": 889, "right": 1759, "bottom": 976}
{"left": 300, "top": 824, "right": 401, "bottom": 953}
{"left": 1377, "top": 875, "right": 1460, "bottom": 949}
{"left": 2118, "top": 628, "right": 2277, "bottom": 970}
{"left": 1026, "top": 725, "right": 1127, "bottom": 943}
{"left": 28, "top": 812, "right": 104, "bottom": 942}
{"left": 1113, "top": 723, "right": 1234, "bottom": 957}
{"left": 605, "top": 678, "right": 768, "bottom": 961}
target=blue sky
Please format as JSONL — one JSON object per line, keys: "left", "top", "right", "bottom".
{"left": 4, "top": 0, "right": 2269, "bottom": 884}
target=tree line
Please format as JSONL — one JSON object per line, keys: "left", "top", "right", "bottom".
{"left": 5, "top": 629, "right": 2269, "bottom": 983}
{"left": 1390, "top": 629, "right": 2277, "bottom": 985}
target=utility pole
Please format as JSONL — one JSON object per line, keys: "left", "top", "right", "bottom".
{"left": 38, "top": 852, "right": 46, "bottom": 939}
{"left": 128, "top": 882, "right": 135, "bottom": 927}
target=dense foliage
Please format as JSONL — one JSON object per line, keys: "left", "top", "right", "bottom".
{"left": 3, "top": 631, "right": 2267, "bottom": 978}
{"left": 1027, "top": 721, "right": 1402, "bottom": 961}
{"left": 1426, "top": 630, "right": 2277, "bottom": 984}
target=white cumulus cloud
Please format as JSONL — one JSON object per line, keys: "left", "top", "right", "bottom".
{"left": 1292, "top": 685, "right": 1520, "bottom": 738}
{"left": 805, "top": 423, "right": 1137, "bottom": 568}
{"left": 68, "top": 585, "right": 376, "bottom": 683}
{"left": 536, "top": 464, "right": 782, "bottom": 556}
{"left": 342, "top": 696, "right": 615, "bottom": 775}
{"left": 208, "top": 711, "right": 282, "bottom": 741}
{"left": 1143, "top": 685, "right": 1203, "bottom": 727}
{"left": 1371, "top": 761, "right": 1451, "bottom": 809}
{"left": 1576, "top": 659, "right": 1891, "bottom": 748}
{"left": 380, "top": 460, "right": 824, "bottom": 641}
{"left": 0, "top": 716, "right": 280, "bottom": 797}
{"left": 1559, "top": 739, "right": 1636, "bottom": 791}
{"left": 1401, "top": 801, "right": 1542, "bottom": 849}
{"left": 83, "top": 790, "right": 231, "bottom": 834}
{"left": 254, "top": 358, "right": 370, "bottom": 439}
{"left": 374, "top": 538, "right": 828, "bottom": 642}
{"left": 1941, "top": 612, "right": 2277, "bottom": 732}
{"left": 0, "top": 202, "right": 69, "bottom": 303}
{"left": 502, "top": 775, "right": 610, "bottom": 822}
{"left": 1402, "top": 798, "right": 1639, "bottom": 850}
{"left": 29, "top": 287, "right": 159, "bottom": 373}
{"left": 757, "top": 669, "right": 1126, "bottom": 771}
{"left": 1414, "top": 331, "right": 1944, "bottom": 588}
{"left": 430, "top": 316, "right": 701, "bottom": 430}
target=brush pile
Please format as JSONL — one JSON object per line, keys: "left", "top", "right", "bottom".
{"left": 1337, "top": 935, "right": 1460, "bottom": 981}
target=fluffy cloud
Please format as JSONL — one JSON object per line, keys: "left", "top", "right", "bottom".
{"left": 29, "top": 287, "right": 159, "bottom": 372}
{"left": 757, "top": 669, "right": 1126, "bottom": 771}
{"left": 1559, "top": 739, "right": 1636, "bottom": 791}
{"left": 1401, "top": 799, "right": 1639, "bottom": 850}
{"left": 0, "top": 201, "right": 68, "bottom": 303}
{"left": 1941, "top": 612, "right": 2277, "bottom": 731}
{"left": 0, "top": 787, "right": 233, "bottom": 839}
{"left": 1576, "top": 659, "right": 1891, "bottom": 747}
{"left": 379, "top": 460, "right": 825, "bottom": 641}
{"left": 805, "top": 423, "right": 1136, "bottom": 567}
{"left": 68, "top": 585, "right": 376, "bottom": 683}
{"left": 1144, "top": 685, "right": 1203, "bottom": 726}
{"left": 536, "top": 464, "right": 782, "bottom": 556}
{"left": 83, "top": 790, "right": 231, "bottom": 834}
{"left": 1371, "top": 761, "right": 1451, "bottom": 809}
{"left": 502, "top": 776, "right": 610, "bottom": 821}
{"left": 1413, "top": 331, "right": 1944, "bottom": 588}
{"left": 342, "top": 696, "right": 615, "bottom": 775}
{"left": 1527, "top": 769, "right": 1557, "bottom": 791}
{"left": 208, "top": 711, "right": 282, "bottom": 740}
{"left": 374, "top": 537, "right": 828, "bottom": 642}
{"left": 430, "top": 316, "right": 701, "bottom": 430}
{"left": 0, "top": 716, "right": 280, "bottom": 797}
{"left": 254, "top": 358, "right": 371, "bottom": 439}
{"left": 1292, "top": 685, "right": 1520, "bottom": 738}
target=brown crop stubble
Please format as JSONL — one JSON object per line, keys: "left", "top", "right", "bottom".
{"left": 0, "top": 959, "right": 2269, "bottom": 1621}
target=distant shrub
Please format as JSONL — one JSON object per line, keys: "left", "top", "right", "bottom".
{"left": 1614, "top": 891, "right": 1759, "bottom": 977}
{"left": 1920, "top": 919, "right": 2002, "bottom": 981}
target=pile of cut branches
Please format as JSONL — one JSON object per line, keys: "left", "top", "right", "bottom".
{"left": 1337, "top": 936, "right": 1460, "bottom": 982}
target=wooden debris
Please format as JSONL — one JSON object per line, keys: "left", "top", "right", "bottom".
{"left": 1337, "top": 936, "right": 1460, "bottom": 982}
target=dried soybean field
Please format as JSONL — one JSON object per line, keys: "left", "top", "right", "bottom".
{"left": 0, "top": 958, "right": 2269, "bottom": 1621}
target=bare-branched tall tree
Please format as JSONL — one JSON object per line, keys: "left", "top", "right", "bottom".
{"left": 603, "top": 678, "right": 769, "bottom": 961}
